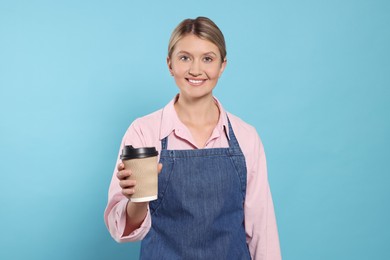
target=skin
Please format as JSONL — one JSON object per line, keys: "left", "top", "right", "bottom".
{"left": 168, "top": 34, "right": 227, "bottom": 148}
{"left": 118, "top": 34, "right": 227, "bottom": 236}
{"left": 167, "top": 34, "right": 226, "bottom": 104}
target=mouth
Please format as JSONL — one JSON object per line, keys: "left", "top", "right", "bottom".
{"left": 186, "top": 78, "right": 207, "bottom": 86}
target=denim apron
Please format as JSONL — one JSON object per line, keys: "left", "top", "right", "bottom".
{"left": 140, "top": 119, "right": 251, "bottom": 259}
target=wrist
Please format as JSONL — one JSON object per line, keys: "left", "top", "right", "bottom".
{"left": 126, "top": 200, "right": 148, "bottom": 216}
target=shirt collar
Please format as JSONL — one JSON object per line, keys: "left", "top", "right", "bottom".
{"left": 159, "top": 94, "right": 230, "bottom": 141}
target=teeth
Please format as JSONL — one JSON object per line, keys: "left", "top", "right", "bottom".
{"left": 189, "top": 79, "right": 204, "bottom": 84}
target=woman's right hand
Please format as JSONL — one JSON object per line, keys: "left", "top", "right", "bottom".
{"left": 116, "top": 163, "right": 136, "bottom": 199}
{"left": 116, "top": 163, "right": 163, "bottom": 200}
{"left": 117, "top": 162, "right": 163, "bottom": 235}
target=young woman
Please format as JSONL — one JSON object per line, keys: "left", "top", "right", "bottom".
{"left": 104, "top": 17, "right": 281, "bottom": 259}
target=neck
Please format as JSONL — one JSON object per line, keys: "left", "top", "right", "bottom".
{"left": 174, "top": 94, "right": 220, "bottom": 126}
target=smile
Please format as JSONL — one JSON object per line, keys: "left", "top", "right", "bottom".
{"left": 186, "top": 78, "right": 207, "bottom": 86}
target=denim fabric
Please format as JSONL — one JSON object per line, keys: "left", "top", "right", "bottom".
{"left": 140, "top": 118, "right": 250, "bottom": 260}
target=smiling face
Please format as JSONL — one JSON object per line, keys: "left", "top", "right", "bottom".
{"left": 167, "top": 34, "right": 227, "bottom": 102}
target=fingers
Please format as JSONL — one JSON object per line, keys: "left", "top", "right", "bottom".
{"left": 119, "top": 179, "right": 137, "bottom": 197}
{"left": 117, "top": 162, "right": 136, "bottom": 198}
{"left": 116, "top": 168, "right": 131, "bottom": 180}
{"left": 119, "top": 178, "right": 136, "bottom": 189}
{"left": 117, "top": 162, "right": 163, "bottom": 199}
{"left": 121, "top": 186, "right": 136, "bottom": 197}
{"left": 117, "top": 162, "right": 125, "bottom": 171}
{"left": 117, "top": 170, "right": 136, "bottom": 197}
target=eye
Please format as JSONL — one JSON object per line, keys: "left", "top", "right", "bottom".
{"left": 179, "top": 55, "right": 190, "bottom": 62}
{"left": 203, "top": 56, "right": 213, "bottom": 63}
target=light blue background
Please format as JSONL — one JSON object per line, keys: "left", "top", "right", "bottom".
{"left": 1, "top": 0, "right": 389, "bottom": 259}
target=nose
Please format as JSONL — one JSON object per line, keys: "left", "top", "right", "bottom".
{"left": 188, "top": 59, "right": 202, "bottom": 77}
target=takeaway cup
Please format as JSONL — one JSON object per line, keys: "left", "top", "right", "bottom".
{"left": 120, "top": 145, "right": 159, "bottom": 202}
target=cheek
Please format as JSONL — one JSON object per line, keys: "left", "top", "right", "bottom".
{"left": 207, "top": 67, "right": 223, "bottom": 79}
{"left": 172, "top": 64, "right": 189, "bottom": 76}
{"left": 173, "top": 68, "right": 188, "bottom": 83}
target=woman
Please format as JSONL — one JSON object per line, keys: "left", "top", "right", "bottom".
{"left": 104, "top": 17, "right": 281, "bottom": 259}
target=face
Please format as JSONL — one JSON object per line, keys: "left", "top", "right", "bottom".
{"left": 167, "top": 34, "right": 226, "bottom": 101}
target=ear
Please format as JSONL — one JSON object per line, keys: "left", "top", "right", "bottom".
{"left": 218, "top": 58, "right": 227, "bottom": 78}
{"left": 167, "top": 56, "right": 174, "bottom": 76}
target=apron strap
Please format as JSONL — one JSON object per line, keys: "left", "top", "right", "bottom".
{"left": 161, "top": 135, "right": 168, "bottom": 150}
{"left": 226, "top": 115, "right": 240, "bottom": 149}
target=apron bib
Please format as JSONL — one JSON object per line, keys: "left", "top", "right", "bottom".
{"left": 140, "top": 118, "right": 250, "bottom": 260}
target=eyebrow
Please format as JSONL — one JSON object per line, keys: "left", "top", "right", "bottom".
{"left": 176, "top": 51, "right": 218, "bottom": 57}
{"left": 204, "top": 52, "right": 218, "bottom": 57}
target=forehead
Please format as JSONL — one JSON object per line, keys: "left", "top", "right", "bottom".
{"left": 174, "top": 34, "right": 219, "bottom": 55}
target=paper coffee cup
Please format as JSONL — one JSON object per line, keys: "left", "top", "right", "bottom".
{"left": 120, "top": 145, "right": 159, "bottom": 202}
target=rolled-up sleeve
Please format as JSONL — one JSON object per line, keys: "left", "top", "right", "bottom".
{"left": 104, "top": 192, "right": 151, "bottom": 242}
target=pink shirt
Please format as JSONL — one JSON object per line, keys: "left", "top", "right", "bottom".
{"left": 104, "top": 96, "right": 281, "bottom": 260}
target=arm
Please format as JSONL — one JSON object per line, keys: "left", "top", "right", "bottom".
{"left": 116, "top": 162, "right": 149, "bottom": 236}
{"left": 245, "top": 133, "right": 282, "bottom": 260}
{"left": 119, "top": 162, "right": 163, "bottom": 236}
{"left": 104, "top": 121, "right": 153, "bottom": 243}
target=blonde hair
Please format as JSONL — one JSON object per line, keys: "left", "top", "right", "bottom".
{"left": 168, "top": 17, "right": 227, "bottom": 62}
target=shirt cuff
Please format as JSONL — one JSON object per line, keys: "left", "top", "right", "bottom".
{"left": 115, "top": 199, "right": 152, "bottom": 243}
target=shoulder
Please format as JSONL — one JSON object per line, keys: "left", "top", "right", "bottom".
{"left": 123, "top": 108, "right": 163, "bottom": 148}
{"left": 227, "top": 112, "right": 258, "bottom": 136}
{"left": 131, "top": 109, "right": 163, "bottom": 130}
{"left": 226, "top": 112, "right": 268, "bottom": 179}
{"left": 226, "top": 112, "right": 264, "bottom": 155}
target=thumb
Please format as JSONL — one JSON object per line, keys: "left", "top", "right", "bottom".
{"left": 157, "top": 163, "right": 163, "bottom": 174}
